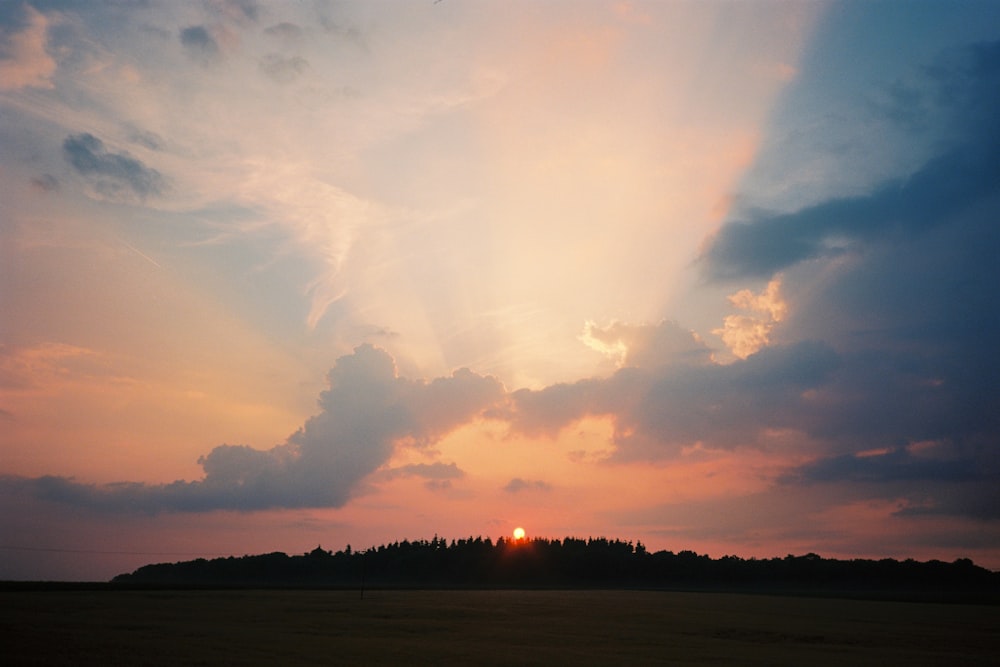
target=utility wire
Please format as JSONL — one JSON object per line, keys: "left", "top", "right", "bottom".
{"left": 0, "top": 545, "right": 233, "bottom": 557}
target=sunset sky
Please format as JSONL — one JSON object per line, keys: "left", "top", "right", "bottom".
{"left": 2, "top": 0, "right": 999, "bottom": 581}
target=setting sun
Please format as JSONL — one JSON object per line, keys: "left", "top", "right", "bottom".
{"left": 512, "top": 527, "right": 526, "bottom": 541}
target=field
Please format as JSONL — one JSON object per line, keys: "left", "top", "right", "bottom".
{"left": 2, "top": 588, "right": 998, "bottom": 665}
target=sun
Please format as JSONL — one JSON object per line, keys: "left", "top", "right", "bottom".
{"left": 512, "top": 526, "right": 526, "bottom": 541}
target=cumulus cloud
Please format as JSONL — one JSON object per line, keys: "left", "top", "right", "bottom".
{"left": 0, "top": 5, "right": 56, "bottom": 91}
{"left": 62, "top": 133, "right": 165, "bottom": 200}
{"left": 5, "top": 345, "right": 503, "bottom": 513}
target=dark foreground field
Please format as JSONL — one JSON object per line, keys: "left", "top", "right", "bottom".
{"left": 2, "top": 588, "right": 998, "bottom": 665}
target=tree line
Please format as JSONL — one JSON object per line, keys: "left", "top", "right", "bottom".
{"left": 111, "top": 535, "right": 1000, "bottom": 598}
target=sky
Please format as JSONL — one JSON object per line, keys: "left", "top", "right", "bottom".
{"left": 1, "top": 0, "right": 999, "bottom": 581}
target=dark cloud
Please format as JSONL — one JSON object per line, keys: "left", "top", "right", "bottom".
{"left": 179, "top": 25, "right": 219, "bottom": 64}
{"left": 507, "top": 341, "right": 840, "bottom": 457}
{"left": 62, "top": 133, "right": 165, "bottom": 199}
{"left": 700, "top": 139, "right": 1000, "bottom": 282}
{"left": 892, "top": 485, "right": 1000, "bottom": 521}
{"left": 259, "top": 53, "right": 307, "bottom": 84}
{"left": 5, "top": 345, "right": 503, "bottom": 513}
{"left": 786, "top": 448, "right": 979, "bottom": 485}
{"left": 872, "top": 79, "right": 928, "bottom": 130}
{"left": 698, "top": 39, "right": 1000, "bottom": 521}
{"left": 924, "top": 40, "right": 1000, "bottom": 138}
{"left": 702, "top": 40, "right": 1000, "bottom": 283}
{"left": 780, "top": 445, "right": 1000, "bottom": 521}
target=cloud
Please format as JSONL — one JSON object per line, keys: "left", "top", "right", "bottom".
{"left": 62, "top": 133, "right": 165, "bottom": 200}
{"left": 701, "top": 139, "right": 1000, "bottom": 281}
{"left": 126, "top": 128, "right": 164, "bottom": 151}
{"left": 503, "top": 478, "right": 551, "bottom": 494}
{"left": 259, "top": 53, "right": 308, "bottom": 84}
{"left": 713, "top": 277, "right": 787, "bottom": 359}
{"left": 8, "top": 336, "right": 844, "bottom": 510}
{"left": 179, "top": 25, "right": 220, "bottom": 65}
{"left": 4, "top": 345, "right": 503, "bottom": 513}
{"left": 384, "top": 462, "right": 465, "bottom": 481}
{"left": 781, "top": 444, "right": 1000, "bottom": 521}
{"left": 581, "top": 320, "right": 712, "bottom": 369}
{"left": 0, "top": 5, "right": 56, "bottom": 91}
{"left": 696, "top": 39, "right": 1000, "bottom": 520}
{"left": 5, "top": 38, "right": 998, "bottom": 531}
{"left": 30, "top": 173, "right": 59, "bottom": 193}
{"left": 263, "top": 22, "right": 303, "bottom": 44}
{"left": 786, "top": 446, "right": 979, "bottom": 485}
{"left": 215, "top": 0, "right": 259, "bottom": 25}
{"left": 507, "top": 340, "right": 840, "bottom": 457}
{"left": 701, "top": 41, "right": 1000, "bottom": 283}
{"left": 0, "top": 342, "right": 96, "bottom": 391}
{"left": 381, "top": 462, "right": 465, "bottom": 491}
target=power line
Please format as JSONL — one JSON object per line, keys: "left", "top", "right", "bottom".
{"left": 0, "top": 545, "right": 233, "bottom": 557}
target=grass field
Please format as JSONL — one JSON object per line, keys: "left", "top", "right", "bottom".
{"left": 2, "top": 588, "right": 998, "bottom": 665}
